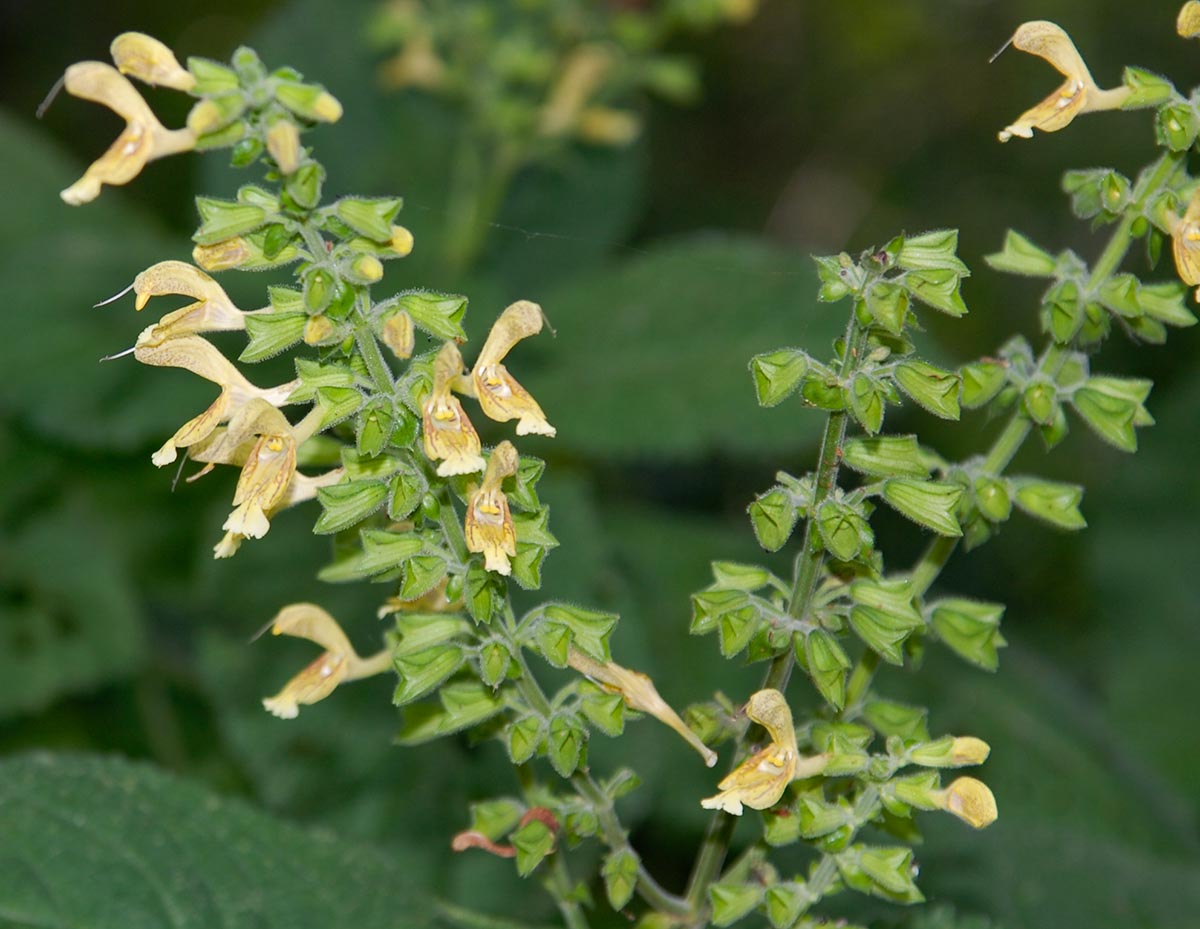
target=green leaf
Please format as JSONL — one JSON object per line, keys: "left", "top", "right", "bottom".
{"left": 897, "top": 229, "right": 969, "bottom": 274}
{"left": 398, "top": 553, "right": 449, "bottom": 601}
{"left": 748, "top": 488, "right": 799, "bottom": 552}
{"left": 602, "top": 849, "right": 639, "bottom": 910}
{"left": 718, "top": 605, "right": 760, "bottom": 658}
{"left": 0, "top": 753, "right": 428, "bottom": 927}
{"left": 240, "top": 311, "right": 308, "bottom": 362}
{"left": 547, "top": 713, "right": 587, "bottom": 776}
{"left": 710, "top": 562, "right": 773, "bottom": 591}
{"left": 193, "top": 197, "right": 267, "bottom": 245}
{"left": 709, "top": 882, "right": 765, "bottom": 927}
{"left": 749, "top": 348, "right": 810, "bottom": 407}
{"left": 1013, "top": 479, "right": 1087, "bottom": 530}
{"left": 394, "top": 291, "right": 468, "bottom": 341}
{"left": 894, "top": 360, "right": 961, "bottom": 420}
{"left": 985, "top": 230, "right": 1058, "bottom": 277}
{"left": 904, "top": 267, "right": 967, "bottom": 316}
{"left": 857, "top": 845, "right": 924, "bottom": 902}
{"left": 388, "top": 464, "right": 429, "bottom": 520}
{"left": 848, "top": 372, "right": 887, "bottom": 433}
{"left": 541, "top": 604, "right": 618, "bottom": 662}
{"left": 314, "top": 480, "right": 389, "bottom": 534}
{"left": 511, "top": 818, "right": 556, "bottom": 877}
{"left": 392, "top": 645, "right": 465, "bottom": 705}
{"left": 850, "top": 604, "right": 924, "bottom": 665}
{"left": 817, "top": 499, "right": 874, "bottom": 561}
{"left": 959, "top": 360, "right": 1008, "bottom": 409}
{"left": 534, "top": 621, "right": 572, "bottom": 668}
{"left": 469, "top": 798, "right": 524, "bottom": 841}
{"left": 506, "top": 715, "right": 543, "bottom": 764}
{"left": 802, "top": 629, "right": 851, "bottom": 710}
{"left": 841, "top": 435, "right": 931, "bottom": 478}
{"left": 1137, "top": 281, "right": 1197, "bottom": 327}
{"left": 863, "top": 699, "right": 930, "bottom": 741}
{"left": 881, "top": 480, "right": 963, "bottom": 536}
{"left": 580, "top": 686, "right": 626, "bottom": 736}
{"left": 395, "top": 681, "right": 505, "bottom": 745}
{"left": 336, "top": 196, "right": 404, "bottom": 241}
{"left": 927, "top": 598, "right": 1006, "bottom": 670}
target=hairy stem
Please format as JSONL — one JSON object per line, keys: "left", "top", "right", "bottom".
{"left": 684, "top": 308, "right": 869, "bottom": 916}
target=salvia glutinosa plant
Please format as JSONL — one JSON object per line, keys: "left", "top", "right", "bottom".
{"left": 368, "top": 0, "right": 757, "bottom": 272}
{"left": 52, "top": 9, "right": 1200, "bottom": 929}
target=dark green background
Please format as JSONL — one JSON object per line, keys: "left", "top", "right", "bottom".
{"left": 1, "top": 2, "right": 1197, "bottom": 928}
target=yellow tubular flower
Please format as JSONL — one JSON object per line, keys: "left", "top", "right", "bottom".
{"left": 1179, "top": 2, "right": 1200, "bottom": 38}
{"left": 213, "top": 467, "right": 344, "bottom": 559}
{"left": 996, "top": 21, "right": 1130, "bottom": 143}
{"left": 132, "top": 260, "right": 246, "bottom": 346}
{"left": 423, "top": 342, "right": 486, "bottom": 476}
{"left": 464, "top": 441, "right": 519, "bottom": 575}
{"left": 933, "top": 776, "right": 999, "bottom": 829}
{"left": 265, "top": 120, "right": 303, "bottom": 175}
{"left": 60, "top": 61, "right": 195, "bottom": 205}
{"left": 193, "top": 237, "right": 251, "bottom": 271}
{"left": 701, "top": 689, "right": 828, "bottom": 816}
{"left": 261, "top": 603, "right": 393, "bottom": 719}
{"left": 381, "top": 311, "right": 415, "bottom": 360}
{"left": 472, "top": 301, "right": 555, "bottom": 437}
{"left": 110, "top": 32, "right": 195, "bottom": 90}
{"left": 567, "top": 647, "right": 717, "bottom": 767}
{"left": 134, "top": 336, "right": 296, "bottom": 466}
{"left": 1170, "top": 189, "right": 1200, "bottom": 298}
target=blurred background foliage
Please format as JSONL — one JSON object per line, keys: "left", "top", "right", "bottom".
{"left": 1, "top": 1, "right": 1198, "bottom": 927}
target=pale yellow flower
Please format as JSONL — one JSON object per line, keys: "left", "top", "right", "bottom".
{"left": 701, "top": 689, "right": 828, "bottom": 816}
{"left": 996, "top": 21, "right": 1130, "bottom": 143}
{"left": 423, "top": 342, "right": 486, "bottom": 476}
{"left": 380, "top": 311, "right": 415, "bottom": 360}
{"left": 380, "top": 32, "right": 447, "bottom": 91}
{"left": 1170, "top": 189, "right": 1200, "bottom": 299}
{"left": 131, "top": 261, "right": 246, "bottom": 346}
{"left": 265, "top": 120, "right": 302, "bottom": 174}
{"left": 464, "top": 441, "right": 519, "bottom": 575}
{"left": 193, "top": 237, "right": 251, "bottom": 271}
{"left": 567, "top": 647, "right": 717, "bottom": 767}
{"left": 213, "top": 468, "right": 344, "bottom": 559}
{"left": 1179, "top": 2, "right": 1200, "bottom": 38}
{"left": 472, "top": 301, "right": 555, "bottom": 437}
{"left": 59, "top": 61, "right": 195, "bottom": 205}
{"left": 133, "top": 335, "right": 295, "bottom": 466}
{"left": 933, "top": 776, "right": 999, "bottom": 829}
{"left": 110, "top": 32, "right": 195, "bottom": 91}
{"left": 261, "top": 603, "right": 393, "bottom": 719}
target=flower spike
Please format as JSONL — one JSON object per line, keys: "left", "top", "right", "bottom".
{"left": 261, "top": 604, "right": 393, "bottom": 719}
{"left": 472, "top": 301, "right": 556, "bottom": 437}
{"left": 701, "top": 689, "right": 829, "bottom": 816}
{"left": 110, "top": 33, "right": 196, "bottom": 91}
{"left": 132, "top": 261, "right": 247, "bottom": 345}
{"left": 134, "top": 336, "right": 295, "bottom": 466}
{"left": 59, "top": 61, "right": 195, "bottom": 204}
{"left": 996, "top": 21, "right": 1130, "bottom": 143}
{"left": 423, "top": 341, "right": 486, "bottom": 476}
{"left": 465, "top": 441, "right": 519, "bottom": 575}
{"left": 567, "top": 648, "right": 718, "bottom": 767}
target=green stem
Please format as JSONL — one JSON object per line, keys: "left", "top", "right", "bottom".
{"left": 547, "top": 851, "right": 590, "bottom": 929}
{"left": 907, "top": 150, "right": 1182, "bottom": 601}
{"left": 355, "top": 325, "right": 394, "bottom": 393}
{"left": 684, "top": 309, "right": 869, "bottom": 917}
{"left": 501, "top": 635, "right": 691, "bottom": 917}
